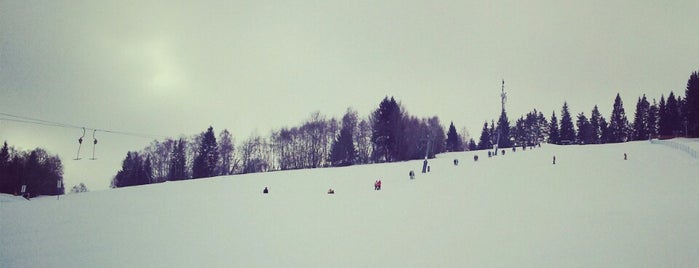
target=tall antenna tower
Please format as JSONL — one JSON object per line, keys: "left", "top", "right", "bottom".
{"left": 495, "top": 79, "right": 507, "bottom": 154}
{"left": 501, "top": 79, "right": 507, "bottom": 113}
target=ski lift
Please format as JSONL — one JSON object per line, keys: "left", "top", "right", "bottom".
{"left": 90, "top": 129, "right": 98, "bottom": 160}
{"left": 75, "top": 127, "right": 85, "bottom": 160}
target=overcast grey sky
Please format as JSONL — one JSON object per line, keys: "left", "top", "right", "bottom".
{"left": 2, "top": 0, "right": 698, "bottom": 190}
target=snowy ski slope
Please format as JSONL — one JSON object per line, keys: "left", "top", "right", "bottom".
{"left": 1, "top": 140, "right": 698, "bottom": 267}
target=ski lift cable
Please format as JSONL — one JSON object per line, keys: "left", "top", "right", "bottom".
{"left": 0, "top": 112, "right": 82, "bottom": 129}
{"left": 0, "top": 116, "right": 78, "bottom": 129}
{"left": 94, "top": 128, "right": 167, "bottom": 139}
{"left": 0, "top": 112, "right": 168, "bottom": 140}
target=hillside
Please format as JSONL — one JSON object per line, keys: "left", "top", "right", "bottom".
{"left": 1, "top": 140, "right": 698, "bottom": 267}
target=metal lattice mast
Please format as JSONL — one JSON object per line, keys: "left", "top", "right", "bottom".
{"left": 501, "top": 79, "right": 507, "bottom": 114}
{"left": 495, "top": 80, "right": 507, "bottom": 154}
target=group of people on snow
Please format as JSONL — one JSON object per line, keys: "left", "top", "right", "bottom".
{"left": 374, "top": 180, "right": 382, "bottom": 190}
{"left": 261, "top": 146, "right": 631, "bottom": 195}
{"left": 551, "top": 152, "right": 627, "bottom": 165}
{"left": 261, "top": 180, "right": 385, "bottom": 195}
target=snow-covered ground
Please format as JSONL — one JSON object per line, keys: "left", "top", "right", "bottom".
{"left": 1, "top": 140, "right": 698, "bottom": 267}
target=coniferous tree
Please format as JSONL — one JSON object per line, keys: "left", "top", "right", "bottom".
{"left": 590, "top": 105, "right": 602, "bottom": 144}
{"left": 632, "top": 94, "right": 650, "bottom": 140}
{"left": 0, "top": 142, "right": 10, "bottom": 193}
{"left": 330, "top": 128, "right": 356, "bottom": 166}
{"left": 559, "top": 102, "right": 575, "bottom": 143}
{"left": 193, "top": 126, "right": 219, "bottom": 179}
{"left": 648, "top": 99, "right": 658, "bottom": 139}
{"left": 548, "top": 111, "right": 560, "bottom": 144}
{"left": 678, "top": 95, "right": 686, "bottom": 135}
{"left": 514, "top": 116, "right": 526, "bottom": 146}
{"left": 495, "top": 111, "right": 512, "bottom": 148}
{"left": 8, "top": 155, "right": 23, "bottom": 194}
{"left": 330, "top": 109, "right": 358, "bottom": 166}
{"left": 468, "top": 138, "right": 477, "bottom": 151}
{"left": 489, "top": 120, "right": 496, "bottom": 147}
{"left": 445, "top": 122, "right": 463, "bottom": 152}
{"left": 24, "top": 150, "right": 41, "bottom": 195}
{"left": 477, "top": 122, "right": 492, "bottom": 150}
{"left": 371, "top": 97, "right": 404, "bottom": 162}
{"left": 0, "top": 142, "right": 64, "bottom": 196}
{"left": 0, "top": 141, "right": 8, "bottom": 167}
{"left": 576, "top": 113, "right": 593, "bottom": 144}
{"left": 684, "top": 71, "right": 699, "bottom": 137}
{"left": 18, "top": 148, "right": 64, "bottom": 196}
{"left": 168, "top": 138, "right": 187, "bottom": 180}
{"left": 686, "top": 71, "right": 699, "bottom": 137}
{"left": 608, "top": 93, "right": 629, "bottom": 143}
{"left": 536, "top": 111, "right": 548, "bottom": 143}
{"left": 658, "top": 95, "right": 669, "bottom": 136}
{"left": 371, "top": 97, "right": 403, "bottom": 162}
{"left": 599, "top": 117, "right": 611, "bottom": 143}
{"left": 427, "top": 116, "right": 447, "bottom": 156}
{"left": 192, "top": 147, "right": 206, "bottom": 178}
{"left": 521, "top": 110, "right": 546, "bottom": 145}
{"left": 112, "top": 151, "right": 148, "bottom": 187}
{"left": 664, "top": 92, "right": 681, "bottom": 137}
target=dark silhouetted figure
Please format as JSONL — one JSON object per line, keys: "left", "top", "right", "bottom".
{"left": 328, "top": 188, "right": 335, "bottom": 194}
{"left": 553, "top": 155, "right": 556, "bottom": 165}
{"left": 624, "top": 153, "right": 627, "bottom": 160}
{"left": 263, "top": 187, "right": 269, "bottom": 194}
{"left": 409, "top": 170, "right": 415, "bottom": 179}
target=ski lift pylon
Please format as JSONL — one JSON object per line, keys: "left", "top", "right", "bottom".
{"left": 75, "top": 127, "right": 86, "bottom": 160}
{"left": 90, "top": 129, "right": 98, "bottom": 160}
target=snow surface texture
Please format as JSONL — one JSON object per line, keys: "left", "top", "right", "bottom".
{"left": 1, "top": 141, "right": 698, "bottom": 267}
